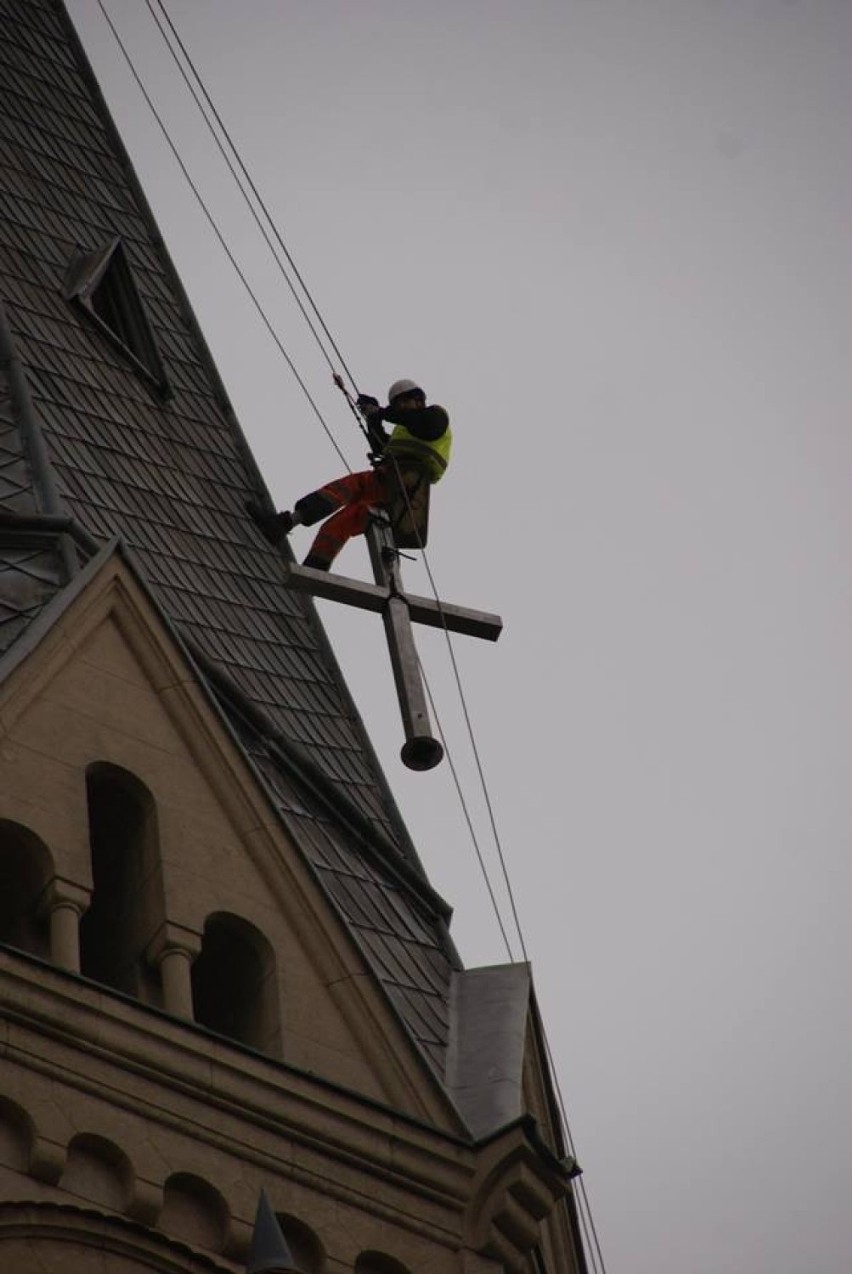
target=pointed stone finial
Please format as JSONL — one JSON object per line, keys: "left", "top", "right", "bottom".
{"left": 246, "top": 1189, "right": 300, "bottom": 1274}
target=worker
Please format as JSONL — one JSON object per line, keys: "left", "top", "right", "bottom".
{"left": 246, "top": 379, "right": 451, "bottom": 570}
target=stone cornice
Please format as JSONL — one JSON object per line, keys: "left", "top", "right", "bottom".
{"left": 0, "top": 946, "right": 575, "bottom": 1264}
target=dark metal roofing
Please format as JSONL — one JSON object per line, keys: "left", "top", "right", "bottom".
{"left": 0, "top": 0, "right": 462, "bottom": 1094}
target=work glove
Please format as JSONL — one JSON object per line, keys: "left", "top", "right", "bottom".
{"left": 356, "top": 393, "right": 383, "bottom": 420}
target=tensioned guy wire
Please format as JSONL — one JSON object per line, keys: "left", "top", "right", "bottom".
{"left": 384, "top": 465, "right": 608, "bottom": 1273}
{"left": 94, "top": 8, "right": 605, "bottom": 1267}
{"left": 95, "top": 1, "right": 518, "bottom": 959}
{"left": 144, "top": 0, "right": 372, "bottom": 452}
{"left": 417, "top": 658, "right": 518, "bottom": 963}
{"left": 96, "top": 0, "right": 521, "bottom": 968}
{"left": 150, "top": 0, "right": 361, "bottom": 400}
{"left": 145, "top": 0, "right": 355, "bottom": 392}
{"left": 136, "top": 0, "right": 542, "bottom": 961}
{"left": 383, "top": 450, "right": 530, "bottom": 958}
{"left": 376, "top": 469, "right": 603, "bottom": 1257}
{"left": 95, "top": 0, "right": 352, "bottom": 470}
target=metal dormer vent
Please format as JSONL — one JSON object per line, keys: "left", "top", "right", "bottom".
{"left": 64, "top": 238, "right": 171, "bottom": 398}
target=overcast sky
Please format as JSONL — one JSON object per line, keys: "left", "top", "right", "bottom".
{"left": 65, "top": 3, "right": 852, "bottom": 1271}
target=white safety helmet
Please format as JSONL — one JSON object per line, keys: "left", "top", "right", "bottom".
{"left": 387, "top": 378, "right": 424, "bottom": 403}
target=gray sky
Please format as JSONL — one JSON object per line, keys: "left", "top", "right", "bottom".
{"left": 66, "top": 3, "right": 852, "bottom": 1271}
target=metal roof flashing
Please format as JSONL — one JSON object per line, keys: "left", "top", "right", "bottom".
{"left": 0, "top": 532, "right": 119, "bottom": 688}
{"left": 0, "top": 297, "right": 66, "bottom": 523}
{"left": 446, "top": 963, "right": 532, "bottom": 1140}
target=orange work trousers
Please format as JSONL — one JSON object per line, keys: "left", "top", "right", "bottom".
{"left": 297, "top": 467, "right": 392, "bottom": 567}
{"left": 297, "top": 464, "right": 428, "bottom": 567}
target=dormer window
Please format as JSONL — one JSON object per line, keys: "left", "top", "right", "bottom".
{"left": 64, "top": 238, "right": 170, "bottom": 397}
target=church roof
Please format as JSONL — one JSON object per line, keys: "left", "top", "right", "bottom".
{"left": 0, "top": 0, "right": 462, "bottom": 1089}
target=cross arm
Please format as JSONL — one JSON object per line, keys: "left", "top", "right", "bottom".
{"left": 284, "top": 562, "right": 502, "bottom": 642}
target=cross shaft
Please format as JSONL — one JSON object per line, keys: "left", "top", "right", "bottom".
{"left": 283, "top": 518, "right": 502, "bottom": 770}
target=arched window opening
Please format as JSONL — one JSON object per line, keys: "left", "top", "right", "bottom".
{"left": 79, "top": 764, "right": 164, "bottom": 1001}
{"left": 61, "top": 1133, "right": 133, "bottom": 1212}
{"left": 0, "top": 1097, "right": 35, "bottom": 1172}
{"left": 161, "top": 1172, "right": 228, "bottom": 1253}
{"left": 191, "top": 913, "right": 280, "bottom": 1056}
{"left": 0, "top": 821, "right": 52, "bottom": 959}
{"left": 277, "top": 1213, "right": 325, "bottom": 1273}
{"left": 355, "top": 1252, "right": 412, "bottom": 1274}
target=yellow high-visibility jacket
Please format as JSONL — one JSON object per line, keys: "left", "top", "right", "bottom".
{"left": 384, "top": 405, "right": 452, "bottom": 483}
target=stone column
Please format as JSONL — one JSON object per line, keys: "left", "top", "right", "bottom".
{"left": 146, "top": 923, "right": 202, "bottom": 1019}
{"left": 40, "top": 880, "right": 90, "bottom": 973}
{"left": 158, "top": 946, "right": 194, "bottom": 1018}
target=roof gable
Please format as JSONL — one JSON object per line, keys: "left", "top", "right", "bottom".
{"left": 0, "top": 539, "right": 462, "bottom": 1127}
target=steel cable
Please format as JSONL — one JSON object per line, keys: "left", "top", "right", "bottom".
{"left": 93, "top": 6, "right": 605, "bottom": 1266}
{"left": 384, "top": 456, "right": 607, "bottom": 1273}
{"left": 95, "top": 0, "right": 352, "bottom": 470}
{"left": 151, "top": 0, "right": 361, "bottom": 398}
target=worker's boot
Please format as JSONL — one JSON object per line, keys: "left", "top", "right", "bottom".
{"left": 245, "top": 500, "right": 293, "bottom": 547}
{"left": 303, "top": 553, "right": 331, "bottom": 572}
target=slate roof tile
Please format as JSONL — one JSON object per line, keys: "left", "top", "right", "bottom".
{"left": 386, "top": 985, "right": 448, "bottom": 1051}
{"left": 0, "top": 136, "right": 26, "bottom": 172}
{"left": 276, "top": 806, "right": 456, "bottom": 1068}
{"left": 10, "top": 9, "right": 69, "bottom": 53}
{"left": 380, "top": 886, "right": 439, "bottom": 945}
{"left": 359, "top": 932, "right": 449, "bottom": 1005}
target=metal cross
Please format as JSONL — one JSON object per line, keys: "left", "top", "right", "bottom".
{"left": 282, "top": 516, "right": 502, "bottom": 771}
